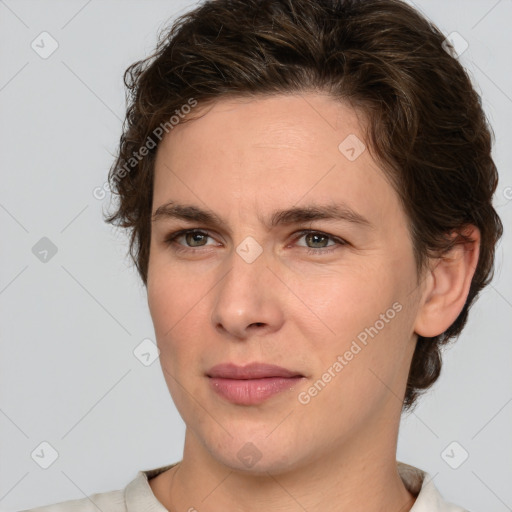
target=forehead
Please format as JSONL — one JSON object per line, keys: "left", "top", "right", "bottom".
{"left": 152, "top": 93, "right": 398, "bottom": 227}
{"left": 160, "top": 93, "right": 368, "bottom": 160}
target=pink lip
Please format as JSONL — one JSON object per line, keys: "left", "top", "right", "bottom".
{"left": 208, "top": 363, "right": 303, "bottom": 379}
{"left": 207, "top": 363, "right": 305, "bottom": 405}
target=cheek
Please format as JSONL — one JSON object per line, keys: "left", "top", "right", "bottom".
{"left": 147, "top": 249, "right": 200, "bottom": 331}
{"left": 147, "top": 256, "right": 215, "bottom": 366}
{"left": 147, "top": 261, "right": 184, "bottom": 363}
{"left": 147, "top": 261, "right": 212, "bottom": 415}
{"left": 298, "top": 301, "right": 414, "bottom": 428}
{"left": 289, "top": 259, "right": 399, "bottom": 343}
{"left": 290, "top": 259, "right": 414, "bottom": 391}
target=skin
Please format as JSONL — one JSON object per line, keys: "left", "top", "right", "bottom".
{"left": 145, "top": 93, "right": 480, "bottom": 512}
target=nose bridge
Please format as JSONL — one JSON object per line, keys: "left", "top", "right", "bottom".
{"left": 211, "top": 241, "right": 283, "bottom": 337}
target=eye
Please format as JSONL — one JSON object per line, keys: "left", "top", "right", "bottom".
{"left": 164, "top": 229, "right": 218, "bottom": 252}
{"left": 293, "top": 230, "right": 347, "bottom": 255}
{"left": 164, "top": 228, "right": 347, "bottom": 256}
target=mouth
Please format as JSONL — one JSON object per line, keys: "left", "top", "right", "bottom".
{"left": 206, "top": 362, "right": 305, "bottom": 405}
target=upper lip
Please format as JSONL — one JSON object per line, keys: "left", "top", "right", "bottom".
{"left": 207, "top": 363, "right": 303, "bottom": 379}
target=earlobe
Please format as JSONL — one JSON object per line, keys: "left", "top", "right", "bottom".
{"left": 414, "top": 226, "right": 480, "bottom": 338}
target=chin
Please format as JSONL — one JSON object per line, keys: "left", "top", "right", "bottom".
{"left": 213, "top": 448, "right": 300, "bottom": 476}
{"left": 200, "top": 425, "right": 312, "bottom": 476}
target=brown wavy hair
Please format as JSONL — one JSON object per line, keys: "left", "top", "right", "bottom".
{"left": 105, "top": 0, "right": 503, "bottom": 411}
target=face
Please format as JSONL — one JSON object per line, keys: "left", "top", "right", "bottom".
{"left": 147, "top": 93, "right": 424, "bottom": 474}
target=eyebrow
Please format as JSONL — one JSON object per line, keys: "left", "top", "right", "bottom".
{"left": 151, "top": 201, "right": 373, "bottom": 229}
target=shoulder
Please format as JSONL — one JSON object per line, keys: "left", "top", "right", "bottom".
{"left": 397, "top": 461, "right": 470, "bottom": 511}
{"left": 19, "top": 463, "right": 178, "bottom": 512}
{"left": 19, "top": 488, "right": 126, "bottom": 512}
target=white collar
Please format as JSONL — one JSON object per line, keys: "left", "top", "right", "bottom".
{"left": 397, "top": 461, "right": 468, "bottom": 511}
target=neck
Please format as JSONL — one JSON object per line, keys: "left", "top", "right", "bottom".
{"left": 152, "top": 417, "right": 417, "bottom": 512}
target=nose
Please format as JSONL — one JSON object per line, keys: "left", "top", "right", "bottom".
{"left": 210, "top": 246, "right": 285, "bottom": 340}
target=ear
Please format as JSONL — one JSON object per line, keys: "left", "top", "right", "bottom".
{"left": 414, "top": 225, "right": 480, "bottom": 338}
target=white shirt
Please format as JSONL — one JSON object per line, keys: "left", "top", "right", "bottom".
{"left": 21, "top": 461, "right": 469, "bottom": 511}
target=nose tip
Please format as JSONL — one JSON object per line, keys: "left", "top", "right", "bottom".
{"left": 214, "top": 318, "right": 268, "bottom": 339}
{"left": 210, "top": 259, "right": 284, "bottom": 340}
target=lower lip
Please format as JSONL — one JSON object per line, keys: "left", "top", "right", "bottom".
{"left": 209, "top": 377, "right": 304, "bottom": 405}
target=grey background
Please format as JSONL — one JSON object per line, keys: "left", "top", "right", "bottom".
{"left": 0, "top": 1, "right": 510, "bottom": 511}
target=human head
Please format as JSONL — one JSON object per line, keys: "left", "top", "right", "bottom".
{"left": 106, "top": 0, "right": 502, "bottom": 412}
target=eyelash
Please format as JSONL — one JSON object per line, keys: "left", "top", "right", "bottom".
{"left": 164, "top": 229, "right": 347, "bottom": 256}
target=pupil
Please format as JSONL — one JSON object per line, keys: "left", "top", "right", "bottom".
{"left": 307, "top": 233, "right": 326, "bottom": 248}
{"left": 187, "top": 232, "right": 206, "bottom": 246}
